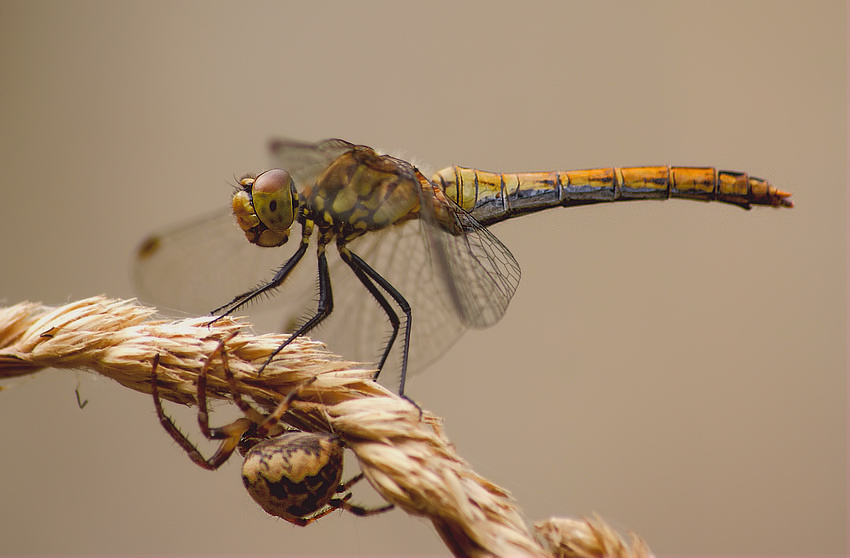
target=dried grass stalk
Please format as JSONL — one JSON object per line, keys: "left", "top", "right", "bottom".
{"left": 0, "top": 296, "right": 651, "bottom": 557}
{"left": 534, "top": 515, "right": 654, "bottom": 558}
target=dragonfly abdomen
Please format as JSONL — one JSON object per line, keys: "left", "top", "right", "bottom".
{"left": 433, "top": 166, "right": 793, "bottom": 226}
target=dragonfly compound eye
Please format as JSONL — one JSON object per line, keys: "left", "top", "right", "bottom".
{"left": 241, "top": 432, "right": 344, "bottom": 522}
{"left": 253, "top": 169, "right": 296, "bottom": 231}
{"left": 232, "top": 169, "right": 295, "bottom": 247}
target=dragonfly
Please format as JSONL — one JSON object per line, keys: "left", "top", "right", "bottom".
{"left": 134, "top": 138, "right": 792, "bottom": 399}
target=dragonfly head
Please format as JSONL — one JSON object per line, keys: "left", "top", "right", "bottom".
{"left": 233, "top": 169, "right": 298, "bottom": 247}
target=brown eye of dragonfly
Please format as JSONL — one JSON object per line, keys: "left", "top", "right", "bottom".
{"left": 252, "top": 169, "right": 295, "bottom": 232}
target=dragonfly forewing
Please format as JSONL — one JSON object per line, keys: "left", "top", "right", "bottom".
{"left": 132, "top": 208, "right": 323, "bottom": 335}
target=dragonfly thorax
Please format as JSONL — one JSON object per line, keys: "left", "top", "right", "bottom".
{"left": 302, "top": 146, "right": 422, "bottom": 238}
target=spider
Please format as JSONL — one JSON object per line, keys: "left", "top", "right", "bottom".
{"left": 150, "top": 338, "right": 394, "bottom": 526}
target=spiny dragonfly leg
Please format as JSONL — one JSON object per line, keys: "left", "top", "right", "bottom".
{"left": 258, "top": 249, "right": 333, "bottom": 374}
{"left": 210, "top": 241, "right": 309, "bottom": 321}
{"left": 338, "top": 247, "right": 400, "bottom": 374}
{"left": 341, "top": 249, "right": 413, "bottom": 401}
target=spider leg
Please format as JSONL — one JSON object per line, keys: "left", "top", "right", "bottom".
{"left": 207, "top": 335, "right": 323, "bottom": 459}
{"left": 339, "top": 472, "right": 365, "bottom": 491}
{"left": 205, "top": 333, "right": 267, "bottom": 426}
{"left": 338, "top": 500, "right": 395, "bottom": 517}
{"left": 292, "top": 494, "right": 352, "bottom": 527}
{"left": 212, "top": 337, "right": 318, "bottom": 452}
{"left": 253, "top": 377, "right": 317, "bottom": 437}
{"left": 334, "top": 473, "right": 395, "bottom": 517}
{"left": 221, "top": 342, "right": 316, "bottom": 438}
{"left": 195, "top": 335, "right": 254, "bottom": 440}
{"left": 151, "top": 352, "right": 252, "bottom": 471}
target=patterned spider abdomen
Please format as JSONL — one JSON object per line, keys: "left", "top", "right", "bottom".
{"left": 241, "top": 432, "right": 344, "bottom": 522}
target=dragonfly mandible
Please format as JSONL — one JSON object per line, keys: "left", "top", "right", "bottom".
{"left": 134, "top": 138, "right": 792, "bottom": 398}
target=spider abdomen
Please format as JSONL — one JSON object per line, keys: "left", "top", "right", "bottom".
{"left": 241, "top": 432, "right": 344, "bottom": 521}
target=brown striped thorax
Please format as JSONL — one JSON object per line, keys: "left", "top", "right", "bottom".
{"left": 303, "top": 146, "right": 423, "bottom": 236}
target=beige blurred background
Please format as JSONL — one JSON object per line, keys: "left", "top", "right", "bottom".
{"left": 0, "top": 1, "right": 845, "bottom": 555}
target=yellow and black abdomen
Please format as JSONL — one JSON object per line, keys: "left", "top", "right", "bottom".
{"left": 433, "top": 165, "right": 792, "bottom": 226}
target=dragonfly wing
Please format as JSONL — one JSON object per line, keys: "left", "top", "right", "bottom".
{"left": 307, "top": 197, "right": 521, "bottom": 386}
{"left": 419, "top": 186, "right": 521, "bottom": 328}
{"left": 132, "top": 209, "right": 321, "bottom": 332}
{"left": 288, "top": 220, "right": 467, "bottom": 385}
{"left": 311, "top": 162, "right": 521, "bottom": 388}
{"left": 268, "top": 138, "right": 355, "bottom": 188}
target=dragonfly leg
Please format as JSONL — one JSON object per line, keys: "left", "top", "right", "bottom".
{"left": 258, "top": 249, "right": 333, "bottom": 374}
{"left": 338, "top": 247, "right": 400, "bottom": 375}
{"left": 340, "top": 248, "right": 413, "bottom": 400}
{"left": 210, "top": 240, "right": 309, "bottom": 320}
